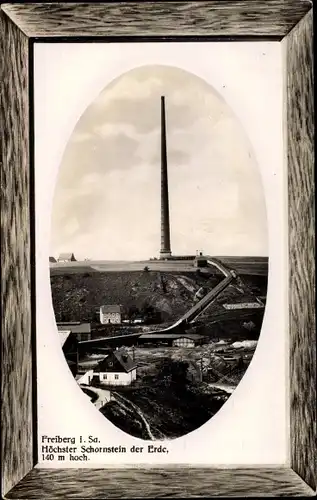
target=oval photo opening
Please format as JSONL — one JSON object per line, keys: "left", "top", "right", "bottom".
{"left": 50, "top": 65, "right": 269, "bottom": 440}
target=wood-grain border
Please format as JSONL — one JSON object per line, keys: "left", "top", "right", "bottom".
{"left": 1, "top": 2, "right": 315, "bottom": 498}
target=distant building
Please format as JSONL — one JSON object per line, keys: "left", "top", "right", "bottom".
{"left": 172, "top": 335, "right": 206, "bottom": 348}
{"left": 100, "top": 305, "right": 122, "bottom": 324}
{"left": 194, "top": 254, "right": 208, "bottom": 268}
{"left": 57, "top": 322, "right": 91, "bottom": 341}
{"left": 162, "top": 255, "right": 196, "bottom": 261}
{"left": 57, "top": 252, "right": 76, "bottom": 262}
{"left": 138, "top": 333, "right": 206, "bottom": 347}
{"left": 49, "top": 256, "right": 57, "bottom": 263}
{"left": 94, "top": 350, "right": 137, "bottom": 386}
{"left": 223, "top": 302, "right": 263, "bottom": 310}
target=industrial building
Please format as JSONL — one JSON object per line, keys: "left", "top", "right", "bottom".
{"left": 138, "top": 333, "right": 207, "bottom": 348}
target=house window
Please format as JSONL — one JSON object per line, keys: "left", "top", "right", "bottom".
{"left": 115, "top": 374, "right": 119, "bottom": 380}
{"left": 103, "top": 374, "right": 107, "bottom": 380}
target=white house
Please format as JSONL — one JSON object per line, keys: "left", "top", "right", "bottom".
{"left": 100, "top": 305, "right": 122, "bottom": 324}
{"left": 95, "top": 350, "right": 137, "bottom": 386}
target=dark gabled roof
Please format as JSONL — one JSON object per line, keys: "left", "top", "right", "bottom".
{"left": 57, "top": 323, "right": 91, "bottom": 333}
{"left": 100, "top": 305, "right": 122, "bottom": 314}
{"left": 49, "top": 256, "right": 57, "bottom": 263}
{"left": 97, "top": 349, "right": 137, "bottom": 373}
{"left": 114, "top": 350, "right": 137, "bottom": 372}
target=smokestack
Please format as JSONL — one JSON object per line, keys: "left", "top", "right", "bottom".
{"left": 160, "top": 96, "right": 172, "bottom": 259}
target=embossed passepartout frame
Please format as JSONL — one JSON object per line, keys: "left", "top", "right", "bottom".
{"left": 1, "top": 2, "right": 315, "bottom": 498}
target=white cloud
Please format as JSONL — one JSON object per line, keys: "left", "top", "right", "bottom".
{"left": 51, "top": 65, "right": 267, "bottom": 259}
{"left": 97, "top": 75, "right": 164, "bottom": 104}
{"left": 95, "top": 122, "right": 140, "bottom": 138}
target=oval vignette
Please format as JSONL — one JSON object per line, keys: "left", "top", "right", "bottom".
{"left": 49, "top": 65, "right": 269, "bottom": 440}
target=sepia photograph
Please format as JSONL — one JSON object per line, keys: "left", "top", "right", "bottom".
{"left": 2, "top": 1, "right": 314, "bottom": 498}
{"left": 49, "top": 64, "right": 269, "bottom": 440}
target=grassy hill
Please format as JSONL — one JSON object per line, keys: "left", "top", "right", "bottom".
{"left": 50, "top": 270, "right": 222, "bottom": 323}
{"left": 50, "top": 267, "right": 267, "bottom": 338}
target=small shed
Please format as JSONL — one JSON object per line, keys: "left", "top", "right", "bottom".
{"left": 57, "top": 252, "right": 76, "bottom": 262}
{"left": 100, "top": 305, "right": 122, "bottom": 324}
{"left": 57, "top": 322, "right": 91, "bottom": 342}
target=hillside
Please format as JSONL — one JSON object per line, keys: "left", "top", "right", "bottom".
{"left": 50, "top": 268, "right": 267, "bottom": 338}
{"left": 50, "top": 270, "right": 222, "bottom": 323}
{"left": 100, "top": 359, "right": 229, "bottom": 440}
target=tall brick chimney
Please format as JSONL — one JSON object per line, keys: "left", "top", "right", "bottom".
{"left": 160, "top": 96, "right": 172, "bottom": 259}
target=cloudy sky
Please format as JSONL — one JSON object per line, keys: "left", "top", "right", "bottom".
{"left": 50, "top": 65, "right": 267, "bottom": 261}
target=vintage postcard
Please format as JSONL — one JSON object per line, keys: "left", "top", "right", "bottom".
{"left": 34, "top": 41, "right": 287, "bottom": 467}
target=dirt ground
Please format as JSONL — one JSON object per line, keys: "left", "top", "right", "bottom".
{"left": 126, "top": 341, "right": 256, "bottom": 386}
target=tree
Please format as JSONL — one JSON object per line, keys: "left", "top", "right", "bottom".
{"left": 243, "top": 320, "right": 256, "bottom": 332}
{"left": 158, "top": 359, "right": 189, "bottom": 385}
{"left": 160, "top": 275, "right": 167, "bottom": 293}
{"left": 127, "top": 305, "right": 139, "bottom": 320}
{"left": 60, "top": 311, "right": 69, "bottom": 322}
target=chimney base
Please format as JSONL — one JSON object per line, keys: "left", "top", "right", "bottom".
{"left": 159, "top": 250, "right": 172, "bottom": 260}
